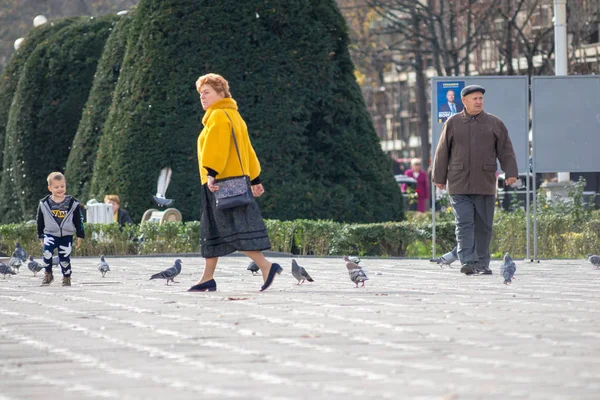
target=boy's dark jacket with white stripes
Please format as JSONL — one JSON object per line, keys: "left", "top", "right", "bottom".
{"left": 36, "top": 195, "right": 85, "bottom": 239}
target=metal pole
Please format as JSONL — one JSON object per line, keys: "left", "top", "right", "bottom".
{"left": 430, "top": 78, "right": 437, "bottom": 259}
{"left": 533, "top": 154, "right": 538, "bottom": 260}
{"left": 432, "top": 184, "right": 436, "bottom": 258}
{"left": 554, "top": 0, "right": 570, "bottom": 183}
{"left": 531, "top": 77, "right": 537, "bottom": 261}
{"left": 526, "top": 170, "right": 531, "bottom": 260}
{"left": 553, "top": 0, "right": 568, "bottom": 76}
{"left": 526, "top": 78, "right": 531, "bottom": 261}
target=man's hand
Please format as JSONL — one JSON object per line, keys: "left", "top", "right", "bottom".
{"left": 251, "top": 184, "right": 265, "bottom": 197}
{"left": 435, "top": 183, "right": 446, "bottom": 190}
{"left": 207, "top": 176, "right": 219, "bottom": 192}
{"left": 505, "top": 177, "right": 517, "bottom": 186}
{"left": 76, "top": 238, "right": 82, "bottom": 249}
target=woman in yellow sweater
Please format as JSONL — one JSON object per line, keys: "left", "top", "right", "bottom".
{"left": 188, "top": 73, "right": 282, "bottom": 292}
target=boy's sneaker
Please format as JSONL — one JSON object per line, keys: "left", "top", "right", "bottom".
{"left": 41, "top": 272, "right": 54, "bottom": 286}
{"left": 62, "top": 276, "right": 71, "bottom": 287}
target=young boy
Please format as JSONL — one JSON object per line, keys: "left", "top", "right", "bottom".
{"left": 36, "top": 172, "right": 85, "bottom": 286}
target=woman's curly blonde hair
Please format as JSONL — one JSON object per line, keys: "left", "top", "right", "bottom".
{"left": 195, "top": 73, "right": 231, "bottom": 98}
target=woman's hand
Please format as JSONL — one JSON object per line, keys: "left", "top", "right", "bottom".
{"left": 251, "top": 184, "right": 265, "bottom": 197}
{"left": 207, "top": 176, "right": 219, "bottom": 192}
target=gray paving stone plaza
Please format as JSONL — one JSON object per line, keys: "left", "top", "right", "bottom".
{"left": 0, "top": 255, "right": 599, "bottom": 400}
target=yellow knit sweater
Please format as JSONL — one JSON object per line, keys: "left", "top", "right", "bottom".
{"left": 197, "top": 98, "right": 261, "bottom": 185}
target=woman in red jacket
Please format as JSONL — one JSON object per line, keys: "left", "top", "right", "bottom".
{"left": 403, "top": 158, "right": 429, "bottom": 212}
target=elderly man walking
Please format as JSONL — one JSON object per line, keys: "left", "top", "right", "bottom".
{"left": 432, "top": 85, "right": 518, "bottom": 275}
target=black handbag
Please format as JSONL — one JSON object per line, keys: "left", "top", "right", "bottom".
{"left": 213, "top": 112, "right": 253, "bottom": 210}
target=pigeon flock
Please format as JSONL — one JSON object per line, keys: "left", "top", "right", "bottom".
{"left": 4, "top": 167, "right": 586, "bottom": 289}
{"left": 2, "top": 240, "right": 598, "bottom": 288}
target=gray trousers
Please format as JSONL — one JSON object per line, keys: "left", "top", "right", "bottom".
{"left": 449, "top": 194, "right": 495, "bottom": 267}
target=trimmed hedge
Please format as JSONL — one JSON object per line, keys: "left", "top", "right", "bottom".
{"left": 0, "top": 18, "right": 78, "bottom": 224}
{"left": 90, "top": 0, "right": 403, "bottom": 223}
{"left": 0, "top": 219, "right": 454, "bottom": 259}
{"left": 3, "top": 213, "right": 600, "bottom": 259}
{"left": 65, "top": 12, "right": 136, "bottom": 203}
{"left": 4, "top": 16, "right": 116, "bottom": 220}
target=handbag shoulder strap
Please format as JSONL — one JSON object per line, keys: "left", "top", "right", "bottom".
{"left": 222, "top": 111, "right": 245, "bottom": 176}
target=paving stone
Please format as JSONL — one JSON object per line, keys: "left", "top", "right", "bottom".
{"left": 0, "top": 256, "right": 598, "bottom": 399}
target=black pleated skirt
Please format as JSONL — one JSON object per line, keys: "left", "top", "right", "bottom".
{"left": 199, "top": 184, "right": 271, "bottom": 258}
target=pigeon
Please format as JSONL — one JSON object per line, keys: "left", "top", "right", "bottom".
{"left": 98, "top": 255, "right": 110, "bottom": 277}
{"left": 500, "top": 252, "right": 516, "bottom": 285}
{"left": 347, "top": 255, "right": 361, "bottom": 264}
{"left": 587, "top": 254, "right": 600, "bottom": 269}
{"left": 152, "top": 167, "right": 174, "bottom": 207}
{"left": 13, "top": 242, "right": 26, "bottom": 262}
{"left": 0, "top": 263, "right": 16, "bottom": 278}
{"left": 27, "top": 256, "right": 43, "bottom": 276}
{"left": 247, "top": 261, "right": 260, "bottom": 275}
{"left": 344, "top": 256, "right": 368, "bottom": 288}
{"left": 8, "top": 257, "right": 21, "bottom": 273}
{"left": 291, "top": 259, "right": 314, "bottom": 285}
{"left": 430, "top": 246, "right": 458, "bottom": 268}
{"left": 150, "top": 259, "right": 182, "bottom": 285}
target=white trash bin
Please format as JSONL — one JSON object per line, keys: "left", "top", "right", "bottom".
{"left": 85, "top": 199, "right": 114, "bottom": 224}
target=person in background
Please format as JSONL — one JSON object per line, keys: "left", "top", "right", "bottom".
{"left": 104, "top": 195, "right": 134, "bottom": 228}
{"left": 402, "top": 158, "right": 429, "bottom": 213}
{"left": 432, "top": 84, "right": 518, "bottom": 276}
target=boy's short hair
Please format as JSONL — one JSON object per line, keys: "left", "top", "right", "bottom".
{"left": 47, "top": 172, "right": 65, "bottom": 185}
{"left": 104, "top": 194, "right": 120, "bottom": 205}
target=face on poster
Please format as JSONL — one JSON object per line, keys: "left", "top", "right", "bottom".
{"left": 437, "top": 81, "right": 465, "bottom": 123}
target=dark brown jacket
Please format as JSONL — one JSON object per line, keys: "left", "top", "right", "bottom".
{"left": 432, "top": 110, "right": 518, "bottom": 195}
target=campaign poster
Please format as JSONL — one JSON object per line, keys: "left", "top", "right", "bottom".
{"left": 437, "top": 81, "right": 465, "bottom": 123}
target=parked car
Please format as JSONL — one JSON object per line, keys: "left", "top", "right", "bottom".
{"left": 394, "top": 174, "right": 417, "bottom": 189}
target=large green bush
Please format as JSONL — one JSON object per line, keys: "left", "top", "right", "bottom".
{"left": 66, "top": 12, "right": 136, "bottom": 203}
{"left": 0, "top": 18, "right": 78, "bottom": 223}
{"left": 91, "top": 0, "right": 403, "bottom": 223}
{"left": 4, "top": 16, "right": 115, "bottom": 220}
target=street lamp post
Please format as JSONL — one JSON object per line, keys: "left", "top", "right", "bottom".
{"left": 554, "top": 0, "right": 569, "bottom": 183}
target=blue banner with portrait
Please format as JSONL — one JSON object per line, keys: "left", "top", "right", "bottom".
{"left": 437, "top": 81, "right": 465, "bottom": 123}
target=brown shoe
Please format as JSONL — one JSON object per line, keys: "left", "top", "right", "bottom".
{"left": 62, "top": 276, "right": 71, "bottom": 287}
{"left": 41, "top": 272, "right": 54, "bottom": 286}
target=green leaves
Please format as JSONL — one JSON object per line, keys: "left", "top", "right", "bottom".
{"left": 2, "top": 0, "right": 403, "bottom": 224}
